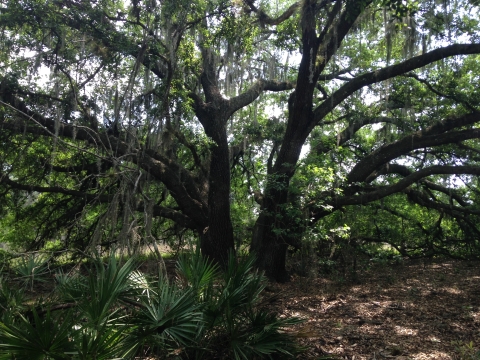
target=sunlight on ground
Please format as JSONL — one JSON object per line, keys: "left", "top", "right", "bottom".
{"left": 394, "top": 325, "right": 418, "bottom": 336}
{"left": 350, "top": 286, "right": 363, "bottom": 293}
{"left": 438, "top": 287, "right": 463, "bottom": 295}
{"left": 412, "top": 351, "right": 451, "bottom": 359}
{"left": 270, "top": 261, "right": 479, "bottom": 359}
{"left": 428, "top": 335, "right": 442, "bottom": 343}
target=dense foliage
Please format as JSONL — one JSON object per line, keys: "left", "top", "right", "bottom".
{"left": 0, "top": 252, "right": 301, "bottom": 359}
{"left": 0, "top": 0, "right": 480, "bottom": 281}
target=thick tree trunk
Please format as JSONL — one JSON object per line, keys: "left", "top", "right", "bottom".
{"left": 192, "top": 50, "right": 237, "bottom": 267}
{"left": 250, "top": 15, "right": 318, "bottom": 280}
{"left": 201, "top": 122, "right": 235, "bottom": 267}
{"left": 250, "top": 0, "right": 375, "bottom": 281}
{"left": 250, "top": 156, "right": 300, "bottom": 282}
{"left": 251, "top": 212, "right": 290, "bottom": 282}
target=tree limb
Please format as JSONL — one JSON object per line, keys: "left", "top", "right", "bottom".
{"left": 313, "top": 44, "right": 480, "bottom": 130}
{"left": 347, "top": 111, "right": 480, "bottom": 183}
{"left": 336, "top": 165, "right": 480, "bottom": 208}
{"left": 0, "top": 94, "right": 209, "bottom": 227}
{"left": 228, "top": 79, "right": 294, "bottom": 117}
{"left": 243, "top": 0, "right": 300, "bottom": 26}
{"left": 404, "top": 72, "right": 477, "bottom": 111}
{"left": 314, "top": 116, "right": 408, "bottom": 154}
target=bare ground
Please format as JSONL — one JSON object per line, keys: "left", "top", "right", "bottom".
{"left": 264, "top": 259, "right": 480, "bottom": 359}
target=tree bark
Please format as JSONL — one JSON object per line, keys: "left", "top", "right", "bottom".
{"left": 200, "top": 114, "right": 235, "bottom": 267}
{"left": 250, "top": 0, "right": 321, "bottom": 282}
{"left": 251, "top": 211, "right": 290, "bottom": 282}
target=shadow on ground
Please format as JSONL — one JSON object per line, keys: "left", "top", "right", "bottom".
{"left": 265, "top": 260, "right": 480, "bottom": 359}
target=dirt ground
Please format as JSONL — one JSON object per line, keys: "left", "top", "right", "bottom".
{"left": 264, "top": 259, "right": 480, "bottom": 359}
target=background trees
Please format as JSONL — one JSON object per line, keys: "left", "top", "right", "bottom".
{"left": 1, "top": 0, "right": 480, "bottom": 281}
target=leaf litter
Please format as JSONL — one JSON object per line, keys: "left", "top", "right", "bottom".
{"left": 264, "top": 259, "right": 480, "bottom": 359}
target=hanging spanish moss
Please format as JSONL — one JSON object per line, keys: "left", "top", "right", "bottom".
{"left": 383, "top": 7, "right": 393, "bottom": 65}
{"left": 402, "top": 14, "right": 418, "bottom": 58}
{"left": 268, "top": 53, "right": 277, "bottom": 79}
{"left": 282, "top": 53, "right": 289, "bottom": 81}
{"left": 51, "top": 70, "right": 61, "bottom": 167}
{"left": 443, "top": 0, "right": 451, "bottom": 39}
{"left": 253, "top": 97, "right": 258, "bottom": 126}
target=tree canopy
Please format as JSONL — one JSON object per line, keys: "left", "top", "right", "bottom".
{"left": 1, "top": 0, "right": 480, "bottom": 281}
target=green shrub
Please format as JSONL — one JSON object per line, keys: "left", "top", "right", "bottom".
{"left": 177, "top": 250, "right": 302, "bottom": 359}
{"left": 0, "top": 250, "right": 302, "bottom": 359}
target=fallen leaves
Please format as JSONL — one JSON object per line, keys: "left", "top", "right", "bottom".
{"left": 266, "top": 260, "right": 480, "bottom": 359}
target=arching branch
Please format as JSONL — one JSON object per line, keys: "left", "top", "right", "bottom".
{"left": 0, "top": 172, "right": 196, "bottom": 229}
{"left": 347, "top": 111, "right": 480, "bottom": 183}
{"left": 228, "top": 79, "right": 294, "bottom": 117}
{"left": 336, "top": 165, "right": 480, "bottom": 209}
{"left": 314, "top": 116, "right": 409, "bottom": 154}
{"left": 0, "top": 93, "right": 209, "bottom": 228}
{"left": 243, "top": 0, "right": 301, "bottom": 26}
{"left": 312, "top": 44, "right": 480, "bottom": 131}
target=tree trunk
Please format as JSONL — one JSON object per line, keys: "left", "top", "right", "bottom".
{"left": 250, "top": 158, "right": 300, "bottom": 282}
{"left": 201, "top": 120, "right": 235, "bottom": 267}
{"left": 193, "top": 50, "right": 237, "bottom": 267}
{"left": 250, "top": 0, "right": 321, "bottom": 281}
{"left": 251, "top": 212, "right": 290, "bottom": 282}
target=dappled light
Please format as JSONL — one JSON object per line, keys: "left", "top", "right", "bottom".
{"left": 394, "top": 325, "right": 419, "bottom": 336}
{"left": 410, "top": 351, "right": 452, "bottom": 360}
{"left": 1, "top": 0, "right": 480, "bottom": 358}
{"left": 266, "top": 260, "right": 480, "bottom": 359}
{"left": 438, "top": 287, "right": 463, "bottom": 295}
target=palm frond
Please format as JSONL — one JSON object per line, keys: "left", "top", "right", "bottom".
{"left": 129, "top": 279, "right": 202, "bottom": 352}
{"left": 0, "top": 308, "right": 74, "bottom": 359}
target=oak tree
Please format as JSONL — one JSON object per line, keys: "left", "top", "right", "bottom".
{"left": 1, "top": 0, "right": 480, "bottom": 281}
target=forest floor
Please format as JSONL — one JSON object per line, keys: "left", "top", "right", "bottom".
{"left": 264, "top": 259, "right": 480, "bottom": 360}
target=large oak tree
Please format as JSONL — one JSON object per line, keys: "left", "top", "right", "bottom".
{"left": 1, "top": 0, "right": 480, "bottom": 281}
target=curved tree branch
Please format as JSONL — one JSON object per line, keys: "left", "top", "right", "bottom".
{"left": 312, "top": 44, "right": 480, "bottom": 132}
{"left": 347, "top": 111, "right": 480, "bottom": 183}
{"left": 0, "top": 172, "right": 196, "bottom": 228}
{"left": 335, "top": 165, "right": 480, "bottom": 208}
{"left": 405, "top": 188, "right": 480, "bottom": 216}
{"left": 314, "top": 116, "right": 409, "bottom": 154}
{"left": 404, "top": 72, "right": 477, "bottom": 111}
{"left": 364, "top": 163, "right": 470, "bottom": 207}
{"left": 0, "top": 93, "right": 209, "bottom": 227}
{"left": 243, "top": 0, "right": 301, "bottom": 26}
{"left": 228, "top": 79, "right": 294, "bottom": 116}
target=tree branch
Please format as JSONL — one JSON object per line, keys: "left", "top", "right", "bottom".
{"left": 58, "top": 0, "right": 170, "bottom": 79}
{"left": 404, "top": 72, "right": 477, "bottom": 111}
{"left": 228, "top": 79, "right": 294, "bottom": 116}
{"left": 0, "top": 172, "right": 196, "bottom": 229}
{"left": 347, "top": 111, "right": 480, "bottom": 183}
{"left": 314, "top": 116, "right": 407, "bottom": 154}
{"left": 315, "top": 0, "right": 373, "bottom": 77}
{"left": 243, "top": 0, "right": 300, "bottom": 26}
{"left": 313, "top": 44, "right": 480, "bottom": 130}
{"left": 364, "top": 163, "right": 469, "bottom": 207}
{"left": 336, "top": 165, "right": 480, "bottom": 208}
{"left": 168, "top": 126, "right": 208, "bottom": 178}
{"left": 0, "top": 93, "right": 208, "bottom": 227}
{"left": 0, "top": 172, "right": 109, "bottom": 202}
{"left": 317, "top": 67, "right": 352, "bottom": 81}
{"left": 405, "top": 188, "right": 480, "bottom": 216}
